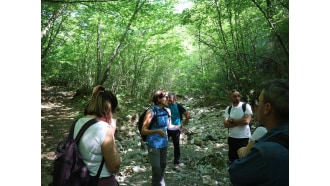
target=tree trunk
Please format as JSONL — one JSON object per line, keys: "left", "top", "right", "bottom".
{"left": 41, "top": 4, "right": 66, "bottom": 39}
{"left": 98, "top": 0, "right": 145, "bottom": 85}
{"left": 96, "top": 19, "right": 101, "bottom": 85}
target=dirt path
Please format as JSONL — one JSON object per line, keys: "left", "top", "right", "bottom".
{"left": 41, "top": 86, "right": 232, "bottom": 186}
{"left": 41, "top": 86, "right": 82, "bottom": 185}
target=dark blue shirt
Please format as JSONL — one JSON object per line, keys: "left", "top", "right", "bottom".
{"left": 229, "top": 123, "right": 289, "bottom": 186}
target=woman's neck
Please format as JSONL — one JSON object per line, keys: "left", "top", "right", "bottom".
{"left": 85, "top": 115, "right": 108, "bottom": 123}
{"left": 157, "top": 104, "right": 164, "bottom": 109}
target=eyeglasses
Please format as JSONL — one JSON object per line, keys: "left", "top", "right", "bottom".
{"left": 160, "top": 95, "right": 169, "bottom": 99}
{"left": 255, "top": 99, "right": 264, "bottom": 106}
{"left": 254, "top": 99, "right": 259, "bottom": 106}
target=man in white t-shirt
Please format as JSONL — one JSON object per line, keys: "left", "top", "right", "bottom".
{"left": 224, "top": 90, "right": 252, "bottom": 164}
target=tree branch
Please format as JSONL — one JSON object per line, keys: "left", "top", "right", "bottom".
{"left": 98, "top": 0, "right": 145, "bottom": 85}
{"left": 251, "top": 0, "right": 289, "bottom": 57}
{"left": 42, "top": 0, "right": 118, "bottom": 3}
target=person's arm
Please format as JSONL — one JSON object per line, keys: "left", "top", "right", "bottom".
{"left": 224, "top": 117, "right": 234, "bottom": 128}
{"left": 168, "top": 121, "right": 181, "bottom": 129}
{"left": 229, "top": 114, "right": 252, "bottom": 127}
{"left": 229, "top": 103, "right": 253, "bottom": 127}
{"left": 182, "top": 111, "right": 191, "bottom": 126}
{"left": 141, "top": 109, "right": 165, "bottom": 137}
{"left": 177, "top": 104, "right": 190, "bottom": 126}
{"left": 237, "top": 140, "right": 255, "bottom": 158}
{"left": 223, "top": 107, "right": 234, "bottom": 128}
{"left": 251, "top": 126, "right": 268, "bottom": 141}
{"left": 102, "top": 121, "right": 121, "bottom": 173}
{"left": 237, "top": 126, "right": 268, "bottom": 158}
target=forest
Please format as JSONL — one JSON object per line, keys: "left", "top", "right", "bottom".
{"left": 41, "top": 0, "right": 289, "bottom": 102}
{"left": 41, "top": 0, "right": 289, "bottom": 185}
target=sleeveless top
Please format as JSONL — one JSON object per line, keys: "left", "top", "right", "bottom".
{"left": 146, "top": 105, "right": 169, "bottom": 148}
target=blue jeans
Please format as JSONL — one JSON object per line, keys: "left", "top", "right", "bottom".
{"left": 147, "top": 146, "right": 167, "bottom": 186}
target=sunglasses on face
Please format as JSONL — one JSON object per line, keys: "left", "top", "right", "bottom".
{"left": 160, "top": 95, "right": 169, "bottom": 99}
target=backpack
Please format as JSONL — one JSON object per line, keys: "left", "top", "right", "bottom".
{"left": 49, "top": 118, "right": 105, "bottom": 186}
{"left": 137, "top": 106, "right": 169, "bottom": 142}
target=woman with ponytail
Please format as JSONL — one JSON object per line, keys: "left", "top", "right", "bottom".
{"left": 78, "top": 85, "right": 121, "bottom": 185}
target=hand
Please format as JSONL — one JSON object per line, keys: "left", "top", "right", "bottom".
{"left": 182, "top": 126, "right": 189, "bottom": 134}
{"left": 107, "top": 118, "right": 117, "bottom": 136}
{"left": 109, "top": 118, "right": 117, "bottom": 128}
{"left": 157, "top": 129, "right": 166, "bottom": 138}
{"left": 237, "top": 147, "right": 248, "bottom": 159}
{"left": 224, "top": 119, "right": 233, "bottom": 128}
{"left": 179, "top": 125, "right": 186, "bottom": 132}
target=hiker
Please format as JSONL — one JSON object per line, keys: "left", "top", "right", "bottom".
{"left": 237, "top": 99, "right": 267, "bottom": 158}
{"left": 229, "top": 79, "right": 289, "bottom": 186}
{"left": 167, "top": 93, "right": 191, "bottom": 171}
{"left": 224, "top": 90, "right": 253, "bottom": 164}
{"left": 80, "top": 85, "right": 121, "bottom": 185}
{"left": 141, "top": 90, "right": 170, "bottom": 186}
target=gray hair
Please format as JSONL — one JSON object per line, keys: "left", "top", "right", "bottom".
{"left": 168, "top": 93, "right": 176, "bottom": 98}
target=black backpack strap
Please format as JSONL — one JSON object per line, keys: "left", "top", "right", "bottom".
{"left": 153, "top": 107, "right": 158, "bottom": 118}
{"left": 242, "top": 102, "right": 246, "bottom": 113}
{"left": 149, "top": 107, "right": 158, "bottom": 127}
{"left": 228, "top": 106, "right": 232, "bottom": 116}
{"left": 74, "top": 118, "right": 98, "bottom": 144}
{"left": 74, "top": 118, "right": 105, "bottom": 181}
{"left": 227, "top": 106, "right": 232, "bottom": 133}
{"left": 95, "top": 158, "right": 105, "bottom": 179}
{"left": 152, "top": 107, "right": 170, "bottom": 127}
{"left": 228, "top": 103, "right": 246, "bottom": 116}
{"left": 177, "top": 103, "right": 185, "bottom": 121}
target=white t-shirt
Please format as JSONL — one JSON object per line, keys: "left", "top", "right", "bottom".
{"left": 250, "top": 126, "right": 267, "bottom": 141}
{"left": 74, "top": 118, "right": 112, "bottom": 178}
{"left": 224, "top": 102, "right": 252, "bottom": 138}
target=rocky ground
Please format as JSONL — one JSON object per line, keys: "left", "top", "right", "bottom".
{"left": 41, "top": 86, "right": 239, "bottom": 186}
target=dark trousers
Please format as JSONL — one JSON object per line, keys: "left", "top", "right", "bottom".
{"left": 228, "top": 137, "right": 249, "bottom": 163}
{"left": 167, "top": 129, "right": 181, "bottom": 164}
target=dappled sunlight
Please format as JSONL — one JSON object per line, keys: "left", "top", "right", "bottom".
{"left": 41, "top": 86, "right": 234, "bottom": 185}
